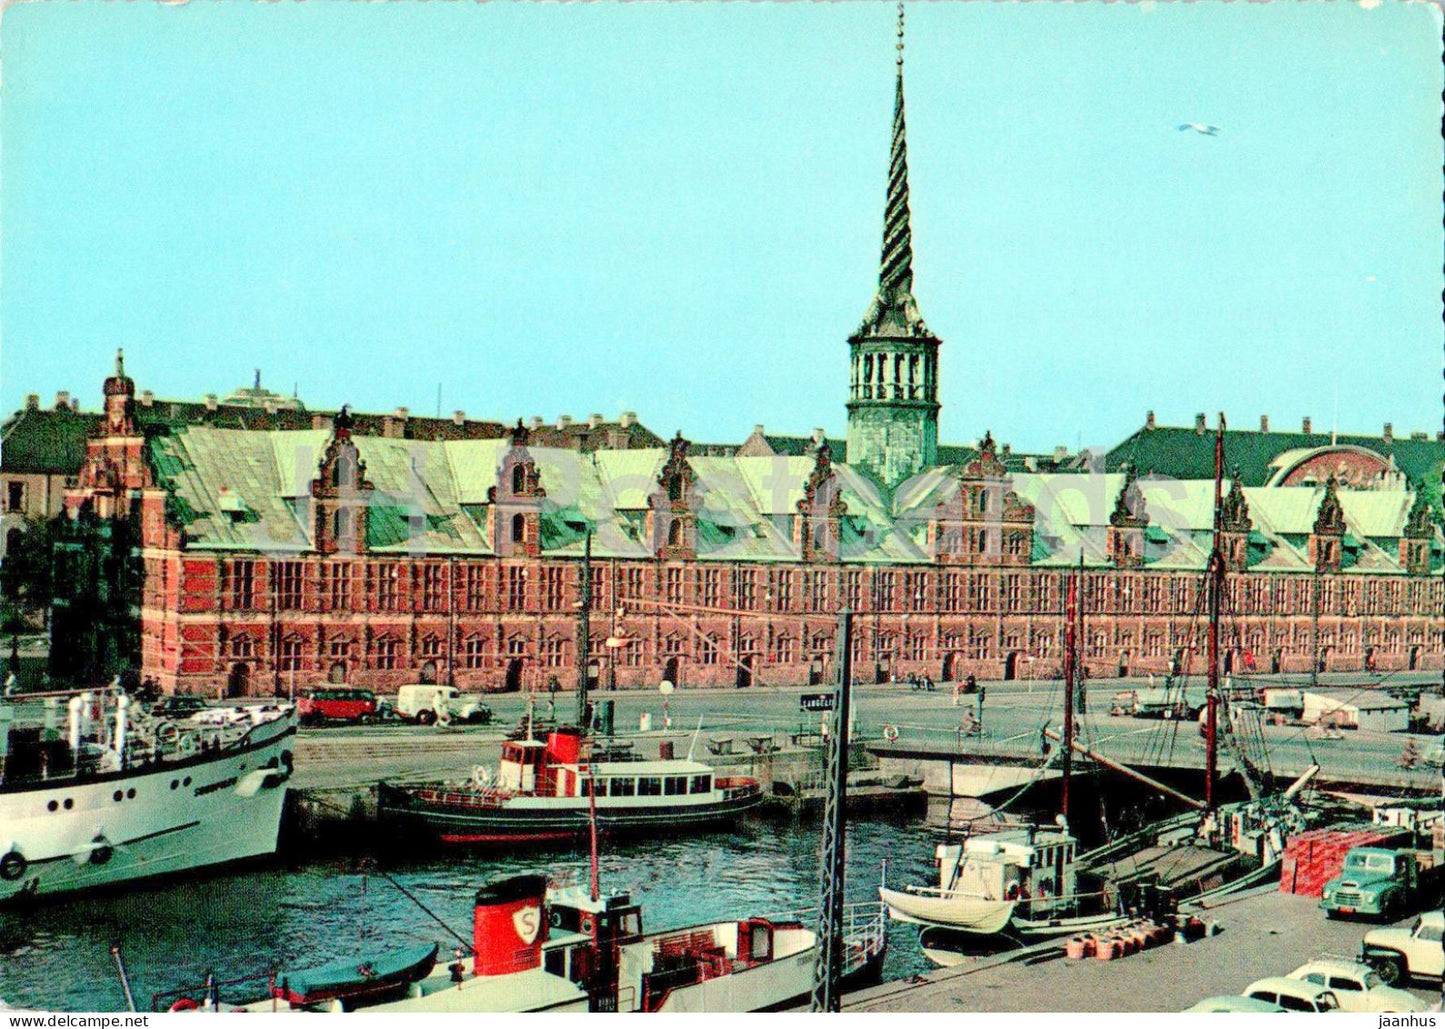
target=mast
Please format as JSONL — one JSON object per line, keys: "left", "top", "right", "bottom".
{"left": 1061, "top": 572, "right": 1077, "bottom": 824}
{"left": 1205, "top": 413, "right": 1226, "bottom": 812}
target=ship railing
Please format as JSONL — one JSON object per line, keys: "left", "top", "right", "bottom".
{"left": 415, "top": 785, "right": 513, "bottom": 808}
{"left": 761, "top": 900, "right": 888, "bottom": 953}
{"left": 150, "top": 970, "right": 275, "bottom": 1012}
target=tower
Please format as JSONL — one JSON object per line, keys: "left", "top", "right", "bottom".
{"left": 845, "top": 3, "right": 941, "bottom": 489}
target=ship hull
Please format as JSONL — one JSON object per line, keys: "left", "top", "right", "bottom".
{"left": 377, "top": 782, "right": 763, "bottom": 845}
{"left": 0, "top": 718, "right": 294, "bottom": 904}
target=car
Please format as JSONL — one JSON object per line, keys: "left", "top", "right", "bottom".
{"left": 1361, "top": 910, "right": 1445, "bottom": 986}
{"left": 394, "top": 684, "right": 492, "bottom": 726}
{"left": 1183, "top": 996, "right": 1285, "bottom": 1013}
{"left": 150, "top": 694, "right": 208, "bottom": 719}
{"left": 188, "top": 706, "right": 252, "bottom": 726}
{"left": 1286, "top": 959, "right": 1426, "bottom": 1013}
{"left": 1241, "top": 977, "right": 1341, "bottom": 1013}
{"left": 297, "top": 686, "right": 378, "bottom": 726}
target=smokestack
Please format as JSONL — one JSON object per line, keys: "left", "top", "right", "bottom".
{"left": 205, "top": 394, "right": 219, "bottom": 412}
{"left": 140, "top": 390, "right": 154, "bottom": 407}
{"left": 528, "top": 416, "right": 543, "bottom": 431}
{"left": 588, "top": 413, "right": 604, "bottom": 430}
{"left": 1194, "top": 413, "right": 1206, "bottom": 434}
{"left": 1259, "top": 414, "right": 1269, "bottom": 433}
{"left": 1382, "top": 422, "right": 1393, "bottom": 444}
{"left": 54, "top": 391, "right": 70, "bottom": 410}
{"left": 557, "top": 415, "right": 573, "bottom": 430}
{"left": 24, "top": 394, "right": 38, "bottom": 410}
{"left": 453, "top": 410, "right": 466, "bottom": 426}
{"left": 1302, "top": 416, "right": 1312, "bottom": 435}
{"left": 1145, "top": 410, "right": 1155, "bottom": 429}
{"left": 620, "top": 411, "right": 638, "bottom": 429}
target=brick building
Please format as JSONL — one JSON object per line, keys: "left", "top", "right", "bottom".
{"left": 42, "top": 23, "right": 1445, "bottom": 696}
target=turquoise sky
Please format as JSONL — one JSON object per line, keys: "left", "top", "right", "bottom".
{"left": 3, "top": 1, "right": 1441, "bottom": 453}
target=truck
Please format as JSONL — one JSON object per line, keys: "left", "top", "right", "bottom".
{"left": 394, "top": 684, "right": 492, "bottom": 726}
{"left": 1320, "top": 845, "right": 1444, "bottom": 920}
{"left": 1360, "top": 909, "right": 1445, "bottom": 986}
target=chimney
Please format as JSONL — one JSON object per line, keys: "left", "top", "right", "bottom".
{"left": 140, "top": 390, "right": 154, "bottom": 407}
{"left": 1002, "top": 443, "right": 1012, "bottom": 458}
{"left": 1302, "top": 416, "right": 1312, "bottom": 435}
{"left": 1382, "top": 422, "right": 1393, "bottom": 444}
{"left": 54, "top": 391, "right": 70, "bottom": 410}
{"left": 264, "top": 400, "right": 278, "bottom": 415}
{"left": 1410, "top": 431, "right": 1428, "bottom": 441}
{"left": 528, "top": 416, "right": 543, "bottom": 431}
{"left": 812, "top": 427, "right": 826, "bottom": 444}
{"left": 453, "top": 410, "right": 466, "bottom": 426}
{"left": 204, "top": 394, "right": 218, "bottom": 412}
{"left": 24, "top": 394, "right": 38, "bottom": 410}
{"left": 69, "top": 398, "right": 79, "bottom": 412}
{"left": 1053, "top": 445, "right": 1068, "bottom": 462}
{"left": 753, "top": 424, "right": 765, "bottom": 437}
{"left": 1145, "top": 410, "right": 1155, "bottom": 429}
{"left": 1194, "top": 413, "right": 1206, "bottom": 434}
{"left": 620, "top": 411, "right": 638, "bottom": 429}
{"left": 394, "top": 406, "right": 409, "bottom": 421}
{"left": 588, "top": 413, "right": 604, "bottom": 430}
{"left": 557, "top": 415, "right": 573, "bottom": 430}
{"left": 1259, "top": 414, "right": 1269, "bottom": 433}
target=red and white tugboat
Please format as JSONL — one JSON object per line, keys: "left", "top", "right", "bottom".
{"left": 178, "top": 873, "right": 886, "bottom": 1013}
{"left": 377, "top": 728, "right": 763, "bottom": 845}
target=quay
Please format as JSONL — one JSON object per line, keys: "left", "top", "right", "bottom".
{"left": 841, "top": 888, "right": 1442, "bottom": 1012}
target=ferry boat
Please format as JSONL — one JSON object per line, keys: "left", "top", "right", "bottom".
{"left": 169, "top": 873, "right": 887, "bottom": 1013}
{"left": 377, "top": 728, "right": 763, "bottom": 845}
{"left": 0, "top": 687, "right": 295, "bottom": 903}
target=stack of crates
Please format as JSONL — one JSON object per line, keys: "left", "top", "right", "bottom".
{"left": 1278, "top": 825, "right": 1409, "bottom": 897}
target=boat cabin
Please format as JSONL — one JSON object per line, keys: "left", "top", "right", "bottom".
{"left": 936, "top": 828, "right": 1079, "bottom": 903}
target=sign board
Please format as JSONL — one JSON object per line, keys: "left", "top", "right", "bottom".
{"left": 800, "top": 692, "right": 836, "bottom": 712}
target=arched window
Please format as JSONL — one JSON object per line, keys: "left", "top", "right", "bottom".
{"left": 512, "top": 513, "right": 526, "bottom": 543}
{"left": 512, "top": 464, "right": 526, "bottom": 494}
{"left": 668, "top": 520, "right": 682, "bottom": 546}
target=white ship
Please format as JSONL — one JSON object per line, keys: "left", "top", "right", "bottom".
{"left": 0, "top": 688, "right": 295, "bottom": 903}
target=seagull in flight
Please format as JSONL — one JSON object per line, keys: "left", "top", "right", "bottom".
{"left": 1177, "top": 122, "right": 1221, "bottom": 136}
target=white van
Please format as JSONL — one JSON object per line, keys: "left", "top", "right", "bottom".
{"left": 395, "top": 684, "right": 492, "bottom": 725}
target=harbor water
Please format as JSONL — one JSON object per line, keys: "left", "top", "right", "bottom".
{"left": 0, "top": 813, "right": 939, "bottom": 1012}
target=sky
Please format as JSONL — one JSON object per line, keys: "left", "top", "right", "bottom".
{"left": 2, "top": 1, "right": 1441, "bottom": 455}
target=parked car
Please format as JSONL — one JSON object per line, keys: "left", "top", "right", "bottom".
{"left": 394, "top": 684, "right": 492, "bottom": 726}
{"left": 1361, "top": 909, "right": 1445, "bottom": 986}
{"left": 1286, "top": 959, "right": 1426, "bottom": 1012}
{"left": 151, "top": 695, "right": 208, "bottom": 719}
{"left": 297, "top": 686, "right": 378, "bottom": 726}
{"left": 188, "top": 706, "right": 253, "bottom": 727}
{"left": 1241, "top": 977, "right": 1341, "bottom": 1013}
{"left": 1182, "top": 996, "right": 1285, "bottom": 1013}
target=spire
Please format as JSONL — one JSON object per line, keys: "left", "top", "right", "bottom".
{"left": 859, "top": 3, "right": 928, "bottom": 338}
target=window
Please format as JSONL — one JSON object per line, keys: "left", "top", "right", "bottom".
{"left": 772, "top": 570, "right": 794, "bottom": 610}
{"left": 374, "top": 636, "right": 401, "bottom": 670}
{"left": 506, "top": 566, "right": 527, "bottom": 611}
{"left": 323, "top": 563, "right": 352, "bottom": 611}
{"left": 1326, "top": 977, "right": 1361, "bottom": 993}
{"left": 460, "top": 565, "right": 487, "bottom": 612}
{"left": 844, "top": 571, "right": 863, "bottom": 610}
{"left": 463, "top": 635, "right": 486, "bottom": 669}
{"left": 278, "top": 561, "right": 304, "bottom": 610}
{"left": 665, "top": 567, "right": 684, "bottom": 605}
{"left": 370, "top": 564, "right": 400, "bottom": 611}
{"left": 420, "top": 564, "right": 445, "bottom": 611}
{"left": 511, "top": 513, "right": 526, "bottom": 543}
{"left": 6, "top": 482, "right": 23, "bottom": 512}
{"left": 542, "top": 636, "right": 568, "bottom": 669}
{"left": 542, "top": 566, "right": 565, "bottom": 611}
{"left": 700, "top": 636, "right": 719, "bottom": 665}
{"left": 512, "top": 464, "right": 526, "bottom": 494}
{"left": 701, "top": 569, "right": 721, "bottom": 607}
{"left": 230, "top": 635, "right": 255, "bottom": 659}
{"left": 736, "top": 569, "right": 757, "bottom": 609}
{"left": 637, "top": 776, "right": 662, "bottom": 796}
{"left": 689, "top": 775, "right": 711, "bottom": 794}
{"left": 663, "top": 776, "right": 686, "bottom": 796}
{"left": 610, "top": 777, "right": 636, "bottom": 797}
{"left": 420, "top": 635, "right": 443, "bottom": 660}
{"left": 226, "top": 560, "right": 255, "bottom": 610}
{"left": 280, "top": 635, "right": 305, "bottom": 673}
{"left": 329, "top": 638, "right": 353, "bottom": 662}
